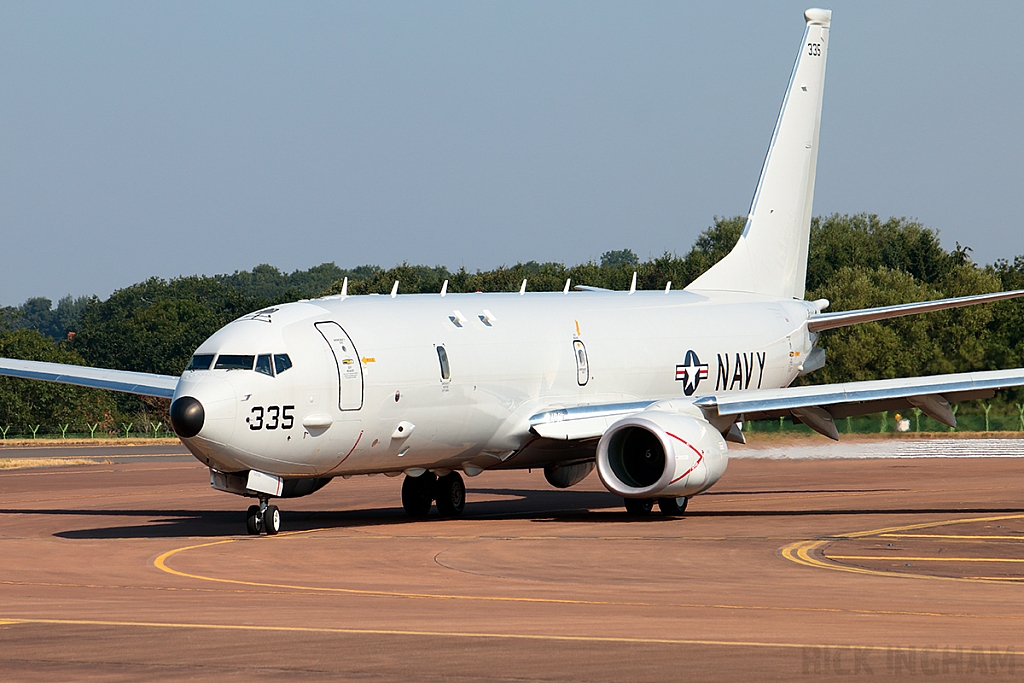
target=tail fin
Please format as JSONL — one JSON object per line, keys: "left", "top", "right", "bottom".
{"left": 686, "top": 8, "right": 830, "bottom": 300}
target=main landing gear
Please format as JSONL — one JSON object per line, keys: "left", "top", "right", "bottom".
{"left": 402, "top": 471, "right": 466, "bottom": 518}
{"left": 623, "top": 496, "right": 688, "bottom": 517}
{"left": 246, "top": 497, "right": 281, "bottom": 535}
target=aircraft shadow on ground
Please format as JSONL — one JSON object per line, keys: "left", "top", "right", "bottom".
{"left": 3, "top": 487, "right": 1020, "bottom": 540}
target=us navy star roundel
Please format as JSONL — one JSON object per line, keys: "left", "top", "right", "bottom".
{"left": 675, "top": 350, "right": 709, "bottom": 396}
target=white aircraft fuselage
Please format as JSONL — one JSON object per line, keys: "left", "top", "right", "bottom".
{"left": 177, "top": 290, "right": 815, "bottom": 490}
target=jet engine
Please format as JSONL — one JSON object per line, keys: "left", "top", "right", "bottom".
{"left": 596, "top": 410, "right": 728, "bottom": 499}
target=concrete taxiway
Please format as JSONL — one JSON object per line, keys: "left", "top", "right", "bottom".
{"left": 1, "top": 440, "right": 1023, "bottom": 681}
{"left": 0, "top": 442, "right": 190, "bottom": 461}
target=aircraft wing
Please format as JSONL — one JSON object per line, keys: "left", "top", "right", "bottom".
{"left": 807, "top": 289, "right": 1024, "bottom": 332}
{"left": 529, "top": 367, "right": 1024, "bottom": 442}
{"left": 0, "top": 358, "right": 178, "bottom": 399}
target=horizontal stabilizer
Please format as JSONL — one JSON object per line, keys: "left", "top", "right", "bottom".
{"left": 0, "top": 358, "right": 178, "bottom": 398}
{"left": 807, "top": 289, "right": 1024, "bottom": 332}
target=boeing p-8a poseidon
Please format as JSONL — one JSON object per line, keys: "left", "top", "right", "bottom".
{"left": 5, "top": 9, "right": 1024, "bottom": 534}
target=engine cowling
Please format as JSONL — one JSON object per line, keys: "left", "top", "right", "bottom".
{"left": 596, "top": 410, "right": 728, "bottom": 499}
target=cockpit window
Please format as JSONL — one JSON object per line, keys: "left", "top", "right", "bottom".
{"left": 215, "top": 354, "right": 255, "bottom": 370}
{"left": 255, "top": 354, "right": 274, "bottom": 377}
{"left": 186, "top": 354, "right": 215, "bottom": 371}
{"left": 274, "top": 354, "right": 292, "bottom": 375}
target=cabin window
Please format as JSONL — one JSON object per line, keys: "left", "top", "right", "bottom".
{"left": 274, "top": 354, "right": 293, "bottom": 375}
{"left": 215, "top": 354, "right": 255, "bottom": 371}
{"left": 436, "top": 346, "right": 450, "bottom": 380}
{"left": 255, "top": 354, "right": 274, "bottom": 377}
{"left": 186, "top": 354, "right": 215, "bottom": 371}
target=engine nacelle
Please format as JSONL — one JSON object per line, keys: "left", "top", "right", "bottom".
{"left": 596, "top": 410, "right": 728, "bottom": 499}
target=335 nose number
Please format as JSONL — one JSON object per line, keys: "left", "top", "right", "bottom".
{"left": 248, "top": 405, "right": 295, "bottom": 430}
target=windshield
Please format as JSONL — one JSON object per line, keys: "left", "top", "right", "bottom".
{"left": 214, "top": 355, "right": 255, "bottom": 371}
{"left": 255, "top": 354, "right": 273, "bottom": 377}
{"left": 274, "top": 354, "right": 292, "bottom": 375}
{"left": 201, "top": 353, "right": 291, "bottom": 374}
{"left": 186, "top": 354, "right": 215, "bottom": 371}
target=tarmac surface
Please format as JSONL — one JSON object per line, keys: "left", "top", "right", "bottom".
{"left": 0, "top": 442, "right": 189, "bottom": 461}
{"left": 2, "top": 441, "right": 1024, "bottom": 681}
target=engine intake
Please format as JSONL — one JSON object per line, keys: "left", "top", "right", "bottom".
{"left": 597, "top": 410, "right": 728, "bottom": 499}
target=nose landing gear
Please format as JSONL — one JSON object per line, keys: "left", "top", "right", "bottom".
{"left": 245, "top": 497, "right": 281, "bottom": 535}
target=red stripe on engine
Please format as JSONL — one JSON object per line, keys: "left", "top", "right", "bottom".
{"left": 665, "top": 430, "right": 704, "bottom": 484}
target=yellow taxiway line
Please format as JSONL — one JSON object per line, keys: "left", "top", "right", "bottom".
{"left": 151, "top": 531, "right": 1024, "bottom": 619}
{"left": 1, "top": 615, "right": 1022, "bottom": 657}
{"left": 780, "top": 513, "right": 1024, "bottom": 583}
{"left": 878, "top": 533, "right": 1024, "bottom": 541}
{"left": 829, "top": 555, "right": 1024, "bottom": 563}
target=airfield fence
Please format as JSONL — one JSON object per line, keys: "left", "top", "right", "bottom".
{"left": 746, "top": 407, "right": 1024, "bottom": 435}
{"left": 0, "top": 422, "right": 172, "bottom": 440}
{"left": 3, "top": 407, "right": 1024, "bottom": 440}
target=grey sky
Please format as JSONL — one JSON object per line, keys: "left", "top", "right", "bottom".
{"left": 2, "top": 1, "right": 1022, "bottom": 306}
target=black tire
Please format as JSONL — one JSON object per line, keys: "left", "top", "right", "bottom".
{"left": 264, "top": 505, "right": 281, "bottom": 535}
{"left": 658, "top": 496, "right": 688, "bottom": 516}
{"left": 435, "top": 472, "right": 466, "bottom": 517}
{"left": 624, "top": 498, "right": 654, "bottom": 516}
{"left": 402, "top": 472, "right": 436, "bottom": 517}
{"left": 246, "top": 505, "right": 261, "bottom": 535}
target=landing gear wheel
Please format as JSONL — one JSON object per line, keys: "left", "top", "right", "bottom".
{"left": 435, "top": 472, "right": 466, "bottom": 517}
{"left": 264, "top": 504, "right": 281, "bottom": 535}
{"left": 658, "top": 496, "right": 688, "bottom": 516}
{"left": 402, "top": 472, "right": 436, "bottom": 517}
{"left": 246, "top": 505, "right": 262, "bottom": 535}
{"left": 624, "top": 498, "right": 654, "bottom": 516}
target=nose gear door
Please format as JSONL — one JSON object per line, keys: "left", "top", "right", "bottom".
{"left": 315, "top": 321, "right": 363, "bottom": 411}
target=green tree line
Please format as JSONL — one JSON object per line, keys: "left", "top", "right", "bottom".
{"left": 3, "top": 213, "right": 1024, "bottom": 432}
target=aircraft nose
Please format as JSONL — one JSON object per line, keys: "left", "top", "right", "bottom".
{"left": 170, "top": 396, "right": 205, "bottom": 438}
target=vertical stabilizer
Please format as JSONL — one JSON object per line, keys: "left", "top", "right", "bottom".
{"left": 686, "top": 8, "right": 830, "bottom": 300}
